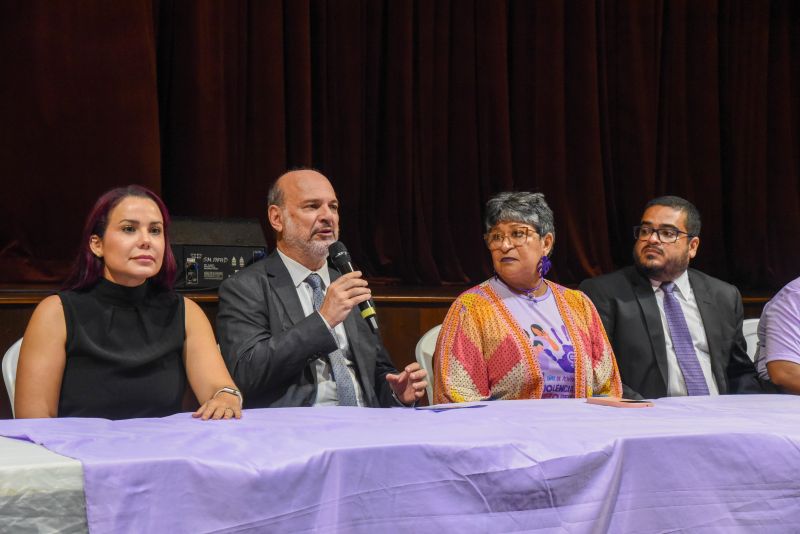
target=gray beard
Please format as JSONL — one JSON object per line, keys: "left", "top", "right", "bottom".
{"left": 284, "top": 233, "right": 333, "bottom": 262}
{"left": 280, "top": 209, "right": 338, "bottom": 265}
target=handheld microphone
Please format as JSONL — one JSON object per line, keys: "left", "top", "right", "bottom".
{"left": 328, "top": 241, "right": 379, "bottom": 333}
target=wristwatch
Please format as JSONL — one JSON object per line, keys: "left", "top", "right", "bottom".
{"left": 213, "top": 387, "right": 243, "bottom": 407}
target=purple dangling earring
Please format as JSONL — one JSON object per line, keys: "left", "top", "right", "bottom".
{"left": 537, "top": 255, "right": 552, "bottom": 278}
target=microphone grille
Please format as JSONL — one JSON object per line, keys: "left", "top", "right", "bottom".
{"left": 328, "top": 241, "right": 351, "bottom": 263}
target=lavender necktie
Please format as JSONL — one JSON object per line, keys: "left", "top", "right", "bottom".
{"left": 305, "top": 273, "right": 359, "bottom": 406}
{"left": 660, "top": 282, "right": 710, "bottom": 396}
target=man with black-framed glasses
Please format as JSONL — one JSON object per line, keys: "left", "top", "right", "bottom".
{"left": 579, "top": 196, "right": 762, "bottom": 399}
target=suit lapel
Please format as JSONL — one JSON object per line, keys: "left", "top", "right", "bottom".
{"left": 688, "top": 270, "right": 726, "bottom": 389}
{"left": 265, "top": 252, "right": 305, "bottom": 326}
{"left": 629, "top": 268, "right": 670, "bottom": 389}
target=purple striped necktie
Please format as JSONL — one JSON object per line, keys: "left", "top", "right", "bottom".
{"left": 660, "top": 281, "right": 710, "bottom": 396}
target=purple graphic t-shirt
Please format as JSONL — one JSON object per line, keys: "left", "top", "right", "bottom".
{"left": 489, "top": 278, "right": 576, "bottom": 398}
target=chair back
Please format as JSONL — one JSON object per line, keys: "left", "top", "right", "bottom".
{"left": 2, "top": 338, "right": 22, "bottom": 418}
{"left": 414, "top": 325, "right": 441, "bottom": 403}
{"left": 742, "top": 318, "right": 760, "bottom": 362}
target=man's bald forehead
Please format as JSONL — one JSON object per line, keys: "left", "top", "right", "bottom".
{"left": 268, "top": 169, "right": 333, "bottom": 207}
{"left": 267, "top": 169, "right": 336, "bottom": 207}
{"left": 275, "top": 169, "right": 328, "bottom": 187}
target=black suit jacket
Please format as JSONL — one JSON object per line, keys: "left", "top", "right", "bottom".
{"left": 216, "top": 250, "right": 399, "bottom": 408}
{"left": 579, "top": 266, "right": 762, "bottom": 399}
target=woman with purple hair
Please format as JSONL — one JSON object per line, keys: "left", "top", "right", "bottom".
{"left": 15, "top": 185, "right": 243, "bottom": 420}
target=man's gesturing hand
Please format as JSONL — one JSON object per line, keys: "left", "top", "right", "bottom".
{"left": 386, "top": 363, "right": 428, "bottom": 405}
{"left": 318, "top": 271, "right": 372, "bottom": 328}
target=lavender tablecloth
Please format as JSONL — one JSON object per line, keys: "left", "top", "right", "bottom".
{"left": 1, "top": 395, "right": 799, "bottom": 533}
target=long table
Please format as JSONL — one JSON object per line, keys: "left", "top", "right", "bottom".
{"left": 1, "top": 395, "right": 799, "bottom": 533}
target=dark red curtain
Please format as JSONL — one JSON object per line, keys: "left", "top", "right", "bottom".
{"left": 1, "top": 0, "right": 798, "bottom": 290}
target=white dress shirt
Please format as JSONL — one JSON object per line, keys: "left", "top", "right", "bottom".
{"left": 651, "top": 270, "right": 719, "bottom": 396}
{"left": 277, "top": 249, "right": 365, "bottom": 406}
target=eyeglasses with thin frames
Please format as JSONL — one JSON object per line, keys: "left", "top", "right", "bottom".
{"left": 633, "top": 225, "right": 694, "bottom": 243}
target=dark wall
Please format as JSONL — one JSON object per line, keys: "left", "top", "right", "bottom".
{"left": 1, "top": 1, "right": 798, "bottom": 290}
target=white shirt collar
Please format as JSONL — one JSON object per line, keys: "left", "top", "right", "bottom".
{"left": 276, "top": 249, "right": 331, "bottom": 289}
{"left": 650, "top": 269, "right": 691, "bottom": 298}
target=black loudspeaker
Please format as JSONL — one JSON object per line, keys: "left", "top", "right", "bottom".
{"left": 169, "top": 217, "right": 268, "bottom": 290}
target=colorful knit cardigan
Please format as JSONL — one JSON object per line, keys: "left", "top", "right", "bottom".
{"left": 433, "top": 279, "right": 622, "bottom": 403}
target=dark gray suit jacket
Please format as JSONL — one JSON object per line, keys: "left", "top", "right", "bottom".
{"left": 579, "top": 266, "right": 763, "bottom": 399}
{"left": 216, "top": 251, "right": 399, "bottom": 408}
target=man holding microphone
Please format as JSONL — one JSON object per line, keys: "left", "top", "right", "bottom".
{"left": 217, "top": 169, "right": 427, "bottom": 408}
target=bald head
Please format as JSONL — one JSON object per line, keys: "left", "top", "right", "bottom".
{"left": 267, "top": 169, "right": 340, "bottom": 270}
{"left": 269, "top": 169, "right": 332, "bottom": 207}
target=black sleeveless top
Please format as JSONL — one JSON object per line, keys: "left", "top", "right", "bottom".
{"left": 57, "top": 279, "right": 187, "bottom": 419}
